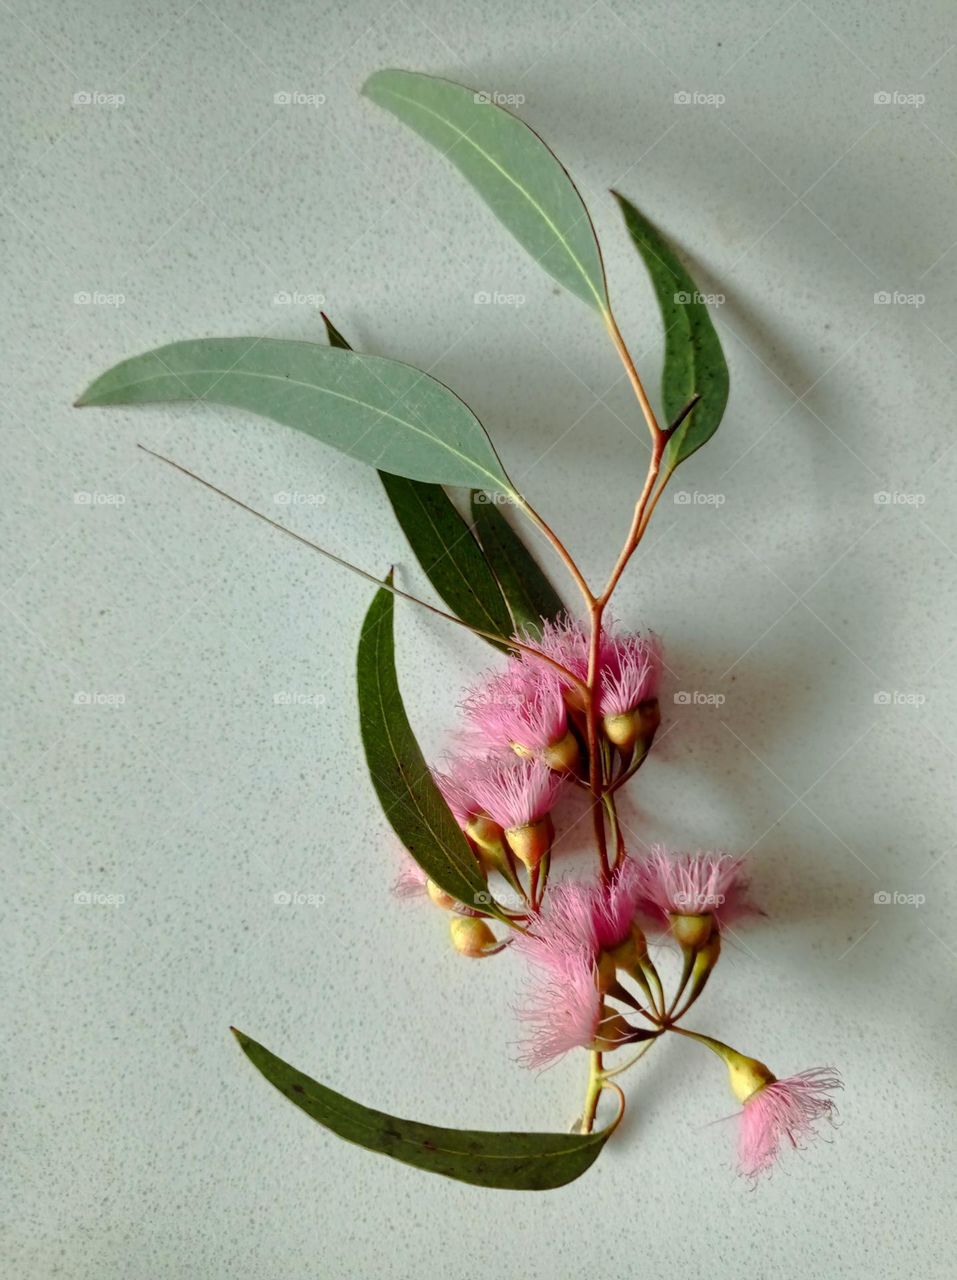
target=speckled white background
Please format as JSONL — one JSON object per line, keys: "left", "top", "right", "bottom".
{"left": 4, "top": 1, "right": 957, "bottom": 1276}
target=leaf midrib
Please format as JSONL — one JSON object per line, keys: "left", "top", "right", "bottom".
{"left": 375, "top": 84, "right": 606, "bottom": 312}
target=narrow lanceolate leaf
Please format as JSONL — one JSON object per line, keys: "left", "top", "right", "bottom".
{"left": 76, "top": 337, "right": 515, "bottom": 494}
{"left": 380, "top": 475, "right": 514, "bottom": 648}
{"left": 321, "top": 314, "right": 513, "bottom": 649}
{"left": 613, "top": 192, "right": 730, "bottom": 472}
{"left": 233, "top": 1029, "right": 616, "bottom": 1190}
{"left": 363, "top": 69, "right": 609, "bottom": 313}
{"left": 358, "top": 581, "right": 505, "bottom": 918}
{"left": 471, "top": 492, "right": 565, "bottom": 638}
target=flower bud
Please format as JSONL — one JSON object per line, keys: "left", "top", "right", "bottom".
{"left": 592, "top": 1005, "right": 633, "bottom": 1052}
{"left": 505, "top": 815, "right": 554, "bottom": 870}
{"left": 669, "top": 911, "right": 715, "bottom": 949}
{"left": 724, "top": 1050, "right": 777, "bottom": 1103}
{"left": 449, "top": 916, "right": 498, "bottom": 957}
{"left": 427, "top": 880, "right": 456, "bottom": 910}
{"left": 602, "top": 710, "right": 640, "bottom": 751}
{"left": 465, "top": 815, "right": 511, "bottom": 880}
{"left": 542, "top": 728, "right": 580, "bottom": 773}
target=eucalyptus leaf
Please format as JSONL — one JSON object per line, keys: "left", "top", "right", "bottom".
{"left": 76, "top": 337, "right": 515, "bottom": 494}
{"left": 232, "top": 1028, "right": 616, "bottom": 1189}
{"left": 320, "top": 314, "right": 514, "bottom": 648}
{"left": 358, "top": 579, "right": 506, "bottom": 918}
{"left": 613, "top": 192, "right": 729, "bottom": 471}
{"left": 470, "top": 493, "right": 565, "bottom": 637}
{"left": 363, "top": 69, "right": 609, "bottom": 313}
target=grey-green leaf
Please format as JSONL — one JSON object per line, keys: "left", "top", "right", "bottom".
{"left": 471, "top": 493, "right": 565, "bottom": 638}
{"left": 232, "top": 1028, "right": 616, "bottom": 1190}
{"left": 613, "top": 192, "right": 729, "bottom": 471}
{"left": 363, "top": 69, "right": 609, "bottom": 313}
{"left": 76, "top": 337, "right": 514, "bottom": 493}
{"left": 321, "top": 313, "right": 514, "bottom": 649}
{"left": 380, "top": 475, "right": 514, "bottom": 649}
{"left": 357, "top": 580, "right": 505, "bottom": 918}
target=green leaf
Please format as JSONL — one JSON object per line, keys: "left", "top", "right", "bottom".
{"left": 612, "top": 192, "right": 730, "bottom": 471}
{"left": 358, "top": 580, "right": 504, "bottom": 917}
{"left": 320, "top": 313, "right": 514, "bottom": 649}
{"left": 232, "top": 1028, "right": 616, "bottom": 1189}
{"left": 471, "top": 493, "right": 565, "bottom": 637}
{"left": 363, "top": 69, "right": 609, "bottom": 313}
{"left": 380, "top": 475, "right": 514, "bottom": 648}
{"left": 76, "top": 337, "right": 514, "bottom": 494}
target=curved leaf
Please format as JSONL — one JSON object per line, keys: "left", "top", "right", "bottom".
{"left": 232, "top": 1028, "right": 616, "bottom": 1190}
{"left": 380, "top": 475, "right": 514, "bottom": 648}
{"left": 76, "top": 337, "right": 514, "bottom": 493}
{"left": 358, "top": 580, "right": 505, "bottom": 917}
{"left": 470, "top": 492, "right": 565, "bottom": 637}
{"left": 612, "top": 192, "right": 729, "bottom": 471}
{"left": 320, "top": 314, "right": 513, "bottom": 648}
{"left": 364, "top": 69, "right": 609, "bottom": 313}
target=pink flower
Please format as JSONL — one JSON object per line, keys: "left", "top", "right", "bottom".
{"left": 466, "top": 755, "right": 564, "bottom": 831}
{"left": 738, "top": 1068, "right": 843, "bottom": 1179}
{"left": 520, "top": 612, "right": 662, "bottom": 717}
{"left": 528, "top": 859, "right": 643, "bottom": 959}
{"left": 635, "top": 846, "right": 756, "bottom": 926}
{"left": 516, "top": 947, "right": 604, "bottom": 1067}
{"left": 392, "top": 851, "right": 427, "bottom": 900}
{"left": 600, "top": 633, "right": 662, "bottom": 718}
{"left": 461, "top": 662, "right": 569, "bottom": 756}
{"left": 432, "top": 756, "right": 480, "bottom": 828}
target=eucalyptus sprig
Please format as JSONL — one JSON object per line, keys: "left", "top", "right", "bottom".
{"left": 77, "top": 70, "right": 840, "bottom": 1189}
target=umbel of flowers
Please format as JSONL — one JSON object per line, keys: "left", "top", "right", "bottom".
{"left": 397, "top": 613, "right": 842, "bottom": 1179}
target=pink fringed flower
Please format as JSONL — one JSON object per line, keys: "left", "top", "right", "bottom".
{"left": 530, "top": 858, "right": 643, "bottom": 958}
{"left": 432, "top": 756, "right": 480, "bottom": 828}
{"left": 520, "top": 612, "right": 662, "bottom": 717}
{"left": 516, "top": 947, "right": 604, "bottom": 1067}
{"left": 738, "top": 1068, "right": 843, "bottom": 1179}
{"left": 635, "top": 846, "right": 756, "bottom": 927}
{"left": 467, "top": 755, "right": 564, "bottom": 831}
{"left": 461, "top": 662, "right": 569, "bottom": 757}
{"left": 392, "top": 851, "right": 427, "bottom": 900}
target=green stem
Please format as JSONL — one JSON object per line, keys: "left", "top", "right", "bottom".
{"left": 579, "top": 1050, "right": 605, "bottom": 1134}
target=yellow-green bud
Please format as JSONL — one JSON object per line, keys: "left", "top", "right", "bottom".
{"left": 724, "top": 1049, "right": 776, "bottom": 1103}
{"left": 670, "top": 911, "right": 715, "bottom": 949}
{"left": 543, "top": 729, "right": 580, "bottom": 773}
{"left": 427, "top": 880, "right": 456, "bottom": 910}
{"left": 505, "top": 816, "right": 554, "bottom": 869}
{"left": 602, "top": 711, "right": 640, "bottom": 751}
{"left": 465, "top": 815, "right": 510, "bottom": 880}
{"left": 449, "top": 916, "right": 497, "bottom": 957}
